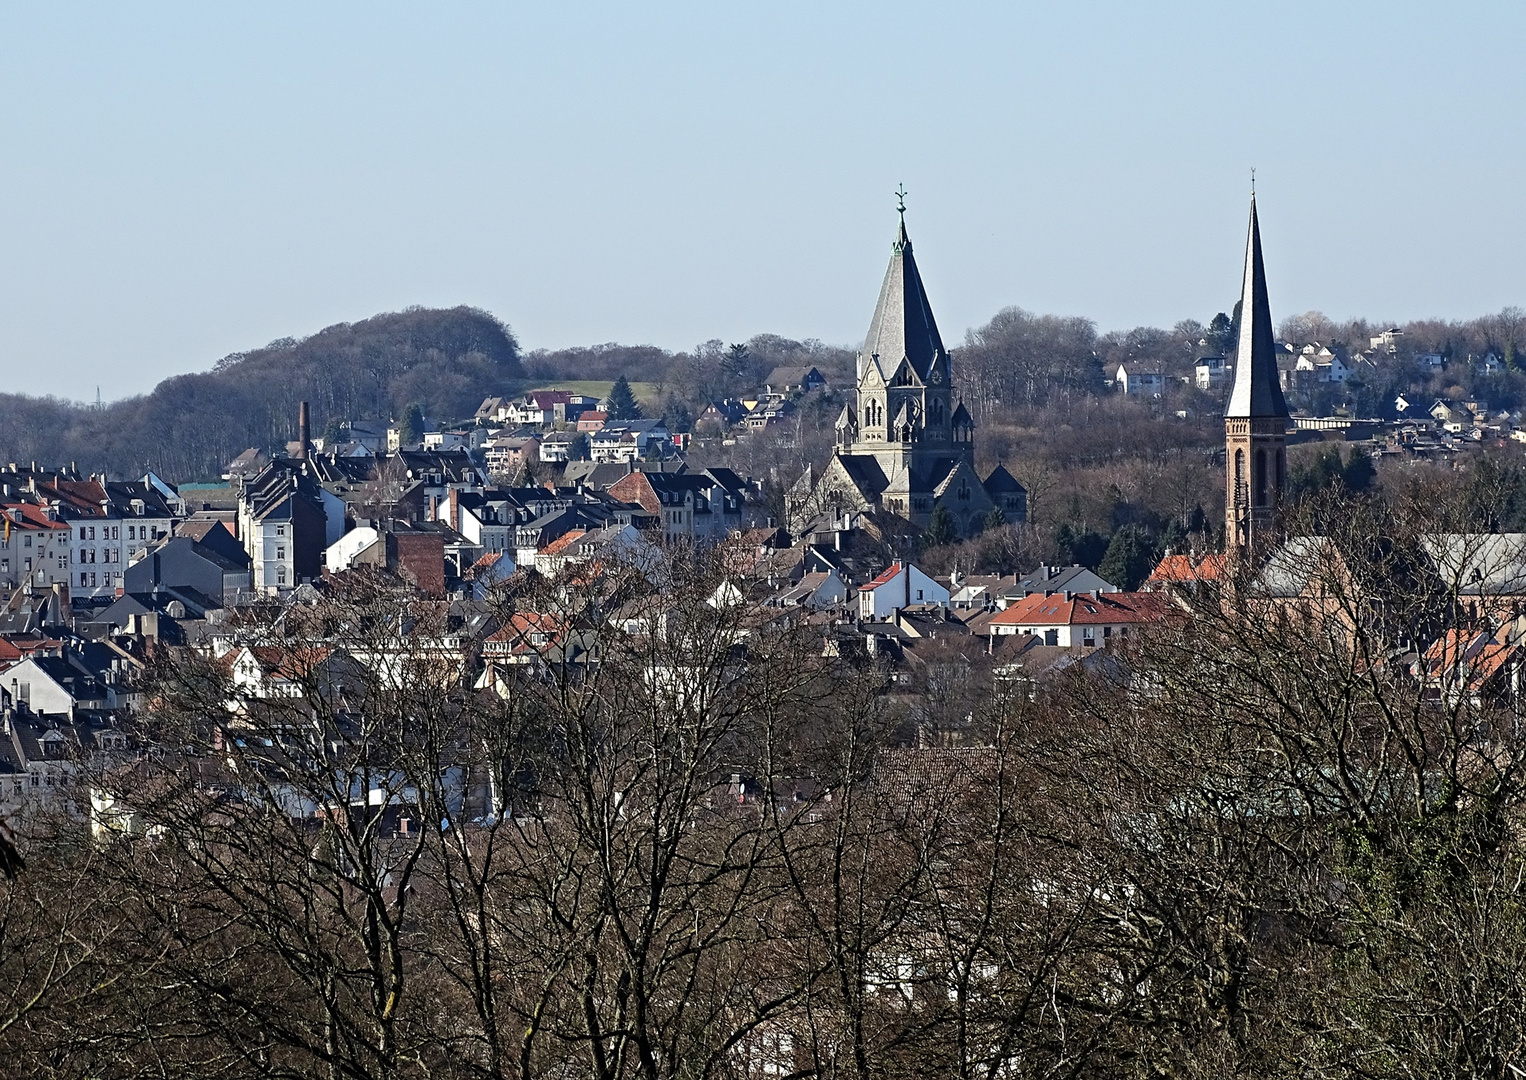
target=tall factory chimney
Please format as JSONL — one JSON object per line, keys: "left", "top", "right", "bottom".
{"left": 298, "top": 401, "right": 311, "bottom": 461}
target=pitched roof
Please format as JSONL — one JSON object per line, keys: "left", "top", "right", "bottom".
{"left": 1226, "top": 194, "right": 1291, "bottom": 420}
{"left": 1146, "top": 553, "right": 1227, "bottom": 584}
{"left": 991, "top": 590, "right": 1168, "bottom": 627}
{"left": 861, "top": 562, "right": 904, "bottom": 591}
{"left": 859, "top": 212, "right": 948, "bottom": 384}
{"left": 764, "top": 365, "right": 820, "bottom": 387}
{"left": 1, "top": 503, "right": 71, "bottom": 531}
{"left": 541, "top": 529, "right": 588, "bottom": 556}
{"left": 979, "top": 464, "right": 1022, "bottom": 495}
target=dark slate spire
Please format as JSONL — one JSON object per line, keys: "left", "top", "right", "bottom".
{"left": 1225, "top": 194, "right": 1290, "bottom": 420}
{"left": 859, "top": 209, "right": 948, "bottom": 383}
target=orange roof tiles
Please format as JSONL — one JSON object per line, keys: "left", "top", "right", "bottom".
{"left": 541, "top": 530, "right": 588, "bottom": 557}
{"left": 1, "top": 503, "right": 72, "bottom": 531}
{"left": 990, "top": 590, "right": 1168, "bottom": 627}
{"left": 1147, "top": 553, "right": 1226, "bottom": 584}
{"left": 861, "top": 562, "right": 904, "bottom": 591}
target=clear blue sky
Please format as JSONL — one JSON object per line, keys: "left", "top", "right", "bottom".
{"left": 2, "top": 2, "right": 1522, "bottom": 400}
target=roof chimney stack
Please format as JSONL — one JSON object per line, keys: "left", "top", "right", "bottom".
{"left": 298, "top": 401, "right": 312, "bottom": 461}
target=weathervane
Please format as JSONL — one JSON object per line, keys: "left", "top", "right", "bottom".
{"left": 1251, "top": 167, "right": 1256, "bottom": 194}
{"left": 895, "top": 183, "right": 908, "bottom": 224}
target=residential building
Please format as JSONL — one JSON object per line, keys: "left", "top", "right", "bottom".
{"left": 1116, "top": 364, "right": 1166, "bottom": 397}
{"left": 539, "top": 432, "right": 578, "bottom": 463}
{"left": 589, "top": 420, "right": 672, "bottom": 463}
{"left": 482, "top": 435, "right": 541, "bottom": 476}
{"left": 988, "top": 590, "right": 1168, "bottom": 646}
{"left": 858, "top": 562, "right": 950, "bottom": 621}
{"left": 606, "top": 469, "right": 748, "bottom": 544}
{"left": 763, "top": 366, "right": 826, "bottom": 397}
{"left": 1195, "top": 355, "right": 1231, "bottom": 390}
{"left": 0, "top": 503, "right": 71, "bottom": 591}
{"left": 1007, "top": 564, "right": 1120, "bottom": 603}
{"left": 237, "top": 465, "right": 334, "bottom": 592}
{"left": 123, "top": 533, "right": 252, "bottom": 605}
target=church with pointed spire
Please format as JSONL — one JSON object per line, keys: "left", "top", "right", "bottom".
{"left": 1224, "top": 193, "right": 1291, "bottom": 551}
{"left": 788, "top": 201, "right": 1026, "bottom": 538}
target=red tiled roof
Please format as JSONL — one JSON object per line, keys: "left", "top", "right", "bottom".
{"left": 1147, "top": 553, "right": 1226, "bottom": 584}
{"left": 991, "top": 590, "right": 1168, "bottom": 627}
{"left": 541, "top": 530, "right": 588, "bottom": 557}
{"left": 861, "top": 562, "right": 904, "bottom": 591}
{"left": 1423, "top": 628, "right": 1516, "bottom": 693}
{"left": 1, "top": 503, "right": 72, "bottom": 531}
{"left": 0, "top": 636, "right": 62, "bottom": 665}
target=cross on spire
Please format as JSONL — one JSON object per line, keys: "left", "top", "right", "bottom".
{"left": 895, "top": 183, "right": 908, "bottom": 224}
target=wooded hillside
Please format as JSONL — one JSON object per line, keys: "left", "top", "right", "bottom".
{"left": 0, "top": 306, "right": 523, "bottom": 481}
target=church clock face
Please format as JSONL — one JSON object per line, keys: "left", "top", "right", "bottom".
{"left": 930, "top": 366, "right": 944, "bottom": 385}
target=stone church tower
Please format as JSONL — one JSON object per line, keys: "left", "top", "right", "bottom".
{"left": 789, "top": 201, "right": 1026, "bottom": 538}
{"left": 1224, "top": 194, "right": 1291, "bottom": 551}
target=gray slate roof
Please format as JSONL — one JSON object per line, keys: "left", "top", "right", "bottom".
{"left": 1226, "top": 195, "right": 1291, "bottom": 421}
{"left": 860, "top": 216, "right": 947, "bottom": 384}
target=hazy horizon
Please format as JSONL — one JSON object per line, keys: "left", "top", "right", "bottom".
{"left": 3, "top": 2, "right": 1522, "bottom": 402}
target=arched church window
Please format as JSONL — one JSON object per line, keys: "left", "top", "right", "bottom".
{"left": 1254, "top": 449, "right": 1268, "bottom": 507}
{"left": 931, "top": 399, "right": 944, "bottom": 425}
{"left": 1234, "top": 449, "right": 1245, "bottom": 487}
{"left": 1276, "top": 449, "right": 1285, "bottom": 496}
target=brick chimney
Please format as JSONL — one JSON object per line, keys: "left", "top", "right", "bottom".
{"left": 448, "top": 487, "right": 460, "bottom": 532}
{"left": 298, "top": 401, "right": 311, "bottom": 461}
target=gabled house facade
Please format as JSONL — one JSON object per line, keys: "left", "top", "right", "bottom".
{"left": 859, "top": 562, "right": 950, "bottom": 621}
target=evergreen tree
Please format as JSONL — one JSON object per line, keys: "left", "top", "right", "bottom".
{"left": 1343, "top": 446, "right": 1376, "bottom": 492}
{"left": 982, "top": 506, "right": 1007, "bottom": 532}
{"left": 1056, "top": 523, "right": 1108, "bottom": 570}
{"left": 1097, "top": 526, "right": 1157, "bottom": 591}
{"left": 724, "top": 343, "right": 751, "bottom": 380}
{"left": 1207, "top": 311, "right": 1235, "bottom": 354}
{"left": 1159, "top": 516, "right": 1188, "bottom": 555}
{"left": 923, "top": 505, "right": 958, "bottom": 549}
{"left": 401, "top": 403, "right": 425, "bottom": 446}
{"left": 606, "top": 376, "right": 642, "bottom": 421}
{"left": 1290, "top": 447, "right": 1346, "bottom": 500}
